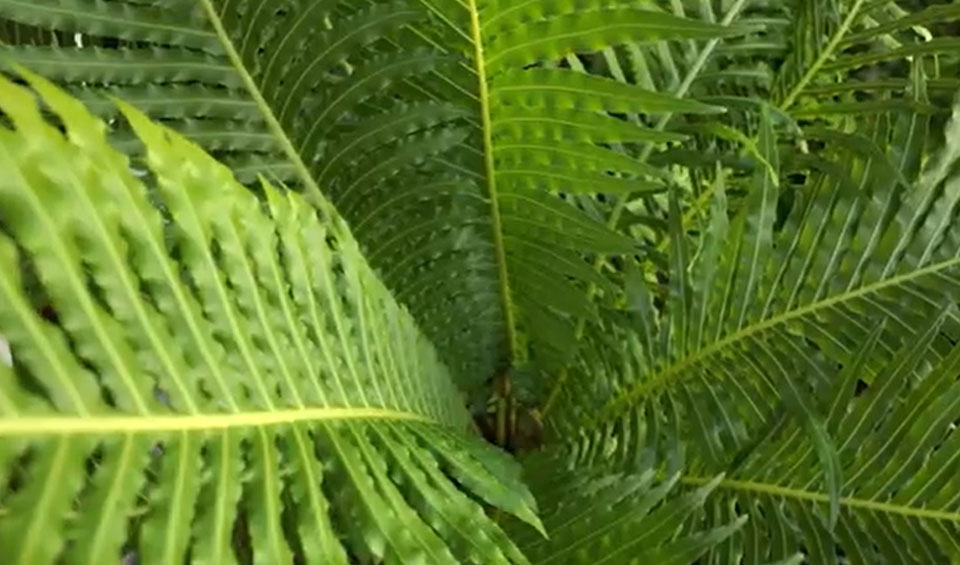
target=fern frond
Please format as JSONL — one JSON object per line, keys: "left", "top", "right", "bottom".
{"left": 0, "top": 0, "right": 768, "bottom": 381}
{"left": 0, "top": 72, "right": 539, "bottom": 564}
{"left": 504, "top": 450, "right": 746, "bottom": 565}
{"left": 542, "top": 71, "right": 960, "bottom": 559}
{"left": 562, "top": 315, "right": 960, "bottom": 563}
{"left": 568, "top": 91, "right": 960, "bottom": 430}
{"left": 775, "top": 0, "right": 960, "bottom": 114}
{"left": 408, "top": 0, "right": 757, "bottom": 370}
{"left": 563, "top": 0, "right": 959, "bottom": 276}
{"left": 0, "top": 0, "right": 504, "bottom": 387}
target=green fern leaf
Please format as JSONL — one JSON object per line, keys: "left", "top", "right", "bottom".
{"left": 0, "top": 71, "right": 539, "bottom": 564}
{"left": 546, "top": 83, "right": 960, "bottom": 563}
{"left": 0, "top": 0, "right": 504, "bottom": 388}
{"left": 504, "top": 451, "right": 746, "bottom": 565}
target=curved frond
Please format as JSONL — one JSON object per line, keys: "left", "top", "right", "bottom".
{"left": 774, "top": 0, "right": 960, "bottom": 116}
{"left": 5, "top": 2, "right": 960, "bottom": 562}
{"left": 0, "top": 0, "right": 769, "bottom": 383}
{"left": 0, "top": 73, "right": 538, "bottom": 564}
{"left": 552, "top": 86, "right": 960, "bottom": 429}
{"left": 405, "top": 0, "right": 756, "bottom": 371}
{"left": 0, "top": 0, "right": 504, "bottom": 387}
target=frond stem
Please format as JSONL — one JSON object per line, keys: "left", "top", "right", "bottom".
{"left": 680, "top": 474, "right": 960, "bottom": 522}
{"left": 0, "top": 408, "right": 431, "bottom": 436}
{"left": 199, "top": 0, "right": 328, "bottom": 208}
{"left": 779, "top": 0, "right": 866, "bottom": 111}
{"left": 595, "top": 256, "right": 960, "bottom": 425}
{"left": 466, "top": 0, "right": 519, "bottom": 361}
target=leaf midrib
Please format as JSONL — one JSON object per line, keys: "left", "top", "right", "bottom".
{"left": 596, "top": 255, "right": 960, "bottom": 424}
{"left": 199, "top": 0, "right": 326, "bottom": 208}
{"left": 202, "top": 0, "right": 518, "bottom": 371}
{"left": 466, "top": 0, "right": 518, "bottom": 360}
{"left": 0, "top": 408, "right": 431, "bottom": 436}
{"left": 680, "top": 474, "right": 960, "bottom": 522}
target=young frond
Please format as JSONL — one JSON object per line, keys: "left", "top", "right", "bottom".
{"left": 406, "top": 0, "right": 755, "bottom": 370}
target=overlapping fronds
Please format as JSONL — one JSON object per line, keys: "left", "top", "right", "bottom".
{"left": 558, "top": 317, "right": 960, "bottom": 563}
{"left": 4, "top": 2, "right": 960, "bottom": 563}
{"left": 504, "top": 448, "right": 745, "bottom": 565}
{"left": 541, "top": 74, "right": 960, "bottom": 559}
{"left": 566, "top": 0, "right": 960, "bottom": 262}
{"left": 0, "top": 0, "right": 779, "bottom": 379}
{"left": 0, "top": 72, "right": 540, "bottom": 564}
{"left": 550, "top": 77, "right": 960, "bottom": 429}
{"left": 775, "top": 0, "right": 960, "bottom": 115}
{"left": 692, "top": 318, "right": 960, "bottom": 563}
{"left": 404, "top": 0, "right": 756, "bottom": 370}
{"left": 545, "top": 0, "right": 779, "bottom": 253}
{"left": 586, "top": 1, "right": 960, "bottom": 129}
{"left": 0, "top": 0, "right": 503, "bottom": 388}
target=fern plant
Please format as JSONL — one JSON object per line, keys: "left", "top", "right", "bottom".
{"left": 2, "top": 0, "right": 960, "bottom": 563}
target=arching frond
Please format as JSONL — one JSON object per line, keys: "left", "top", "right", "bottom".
{"left": 552, "top": 79, "right": 960, "bottom": 426}
{"left": 0, "top": 72, "right": 539, "bottom": 564}
{"left": 550, "top": 0, "right": 960, "bottom": 290}
{"left": 776, "top": 0, "right": 960, "bottom": 114}
{"left": 0, "top": 0, "right": 504, "bottom": 388}
{"left": 4, "top": 2, "right": 960, "bottom": 563}
{"left": 0, "top": 0, "right": 765, "bottom": 382}
{"left": 406, "top": 0, "right": 755, "bottom": 373}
